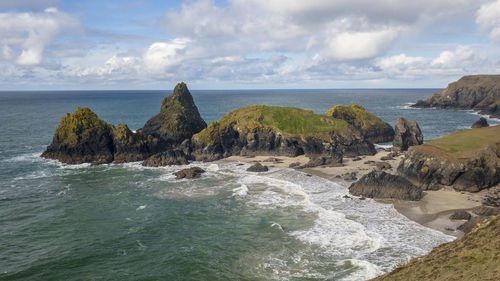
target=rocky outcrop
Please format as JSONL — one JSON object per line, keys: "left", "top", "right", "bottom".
{"left": 174, "top": 167, "right": 205, "bottom": 179}
{"left": 191, "top": 105, "right": 376, "bottom": 161}
{"left": 412, "top": 75, "right": 500, "bottom": 118}
{"left": 471, "top": 117, "right": 489, "bottom": 128}
{"left": 41, "top": 107, "right": 115, "bottom": 164}
{"left": 246, "top": 162, "right": 269, "bottom": 172}
{"left": 373, "top": 215, "right": 500, "bottom": 280}
{"left": 112, "top": 124, "right": 160, "bottom": 163}
{"left": 325, "top": 104, "right": 394, "bottom": 143}
{"left": 398, "top": 126, "right": 500, "bottom": 192}
{"left": 392, "top": 117, "right": 423, "bottom": 152}
{"left": 349, "top": 170, "right": 423, "bottom": 200}
{"left": 142, "top": 150, "right": 189, "bottom": 167}
{"left": 299, "top": 153, "right": 343, "bottom": 168}
{"left": 142, "top": 82, "right": 207, "bottom": 144}
{"left": 449, "top": 210, "right": 471, "bottom": 220}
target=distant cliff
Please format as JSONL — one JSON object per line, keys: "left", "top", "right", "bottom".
{"left": 413, "top": 75, "right": 500, "bottom": 118}
{"left": 372, "top": 215, "right": 500, "bottom": 281}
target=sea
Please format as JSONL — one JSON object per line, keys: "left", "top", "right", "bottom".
{"left": 1, "top": 89, "right": 498, "bottom": 281}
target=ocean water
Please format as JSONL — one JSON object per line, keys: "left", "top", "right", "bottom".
{"left": 0, "top": 89, "right": 498, "bottom": 280}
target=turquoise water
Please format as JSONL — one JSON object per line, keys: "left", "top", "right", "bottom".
{"left": 1, "top": 89, "right": 498, "bottom": 280}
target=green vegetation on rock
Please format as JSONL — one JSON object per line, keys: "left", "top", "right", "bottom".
{"left": 55, "top": 107, "right": 112, "bottom": 146}
{"left": 194, "top": 105, "right": 349, "bottom": 144}
{"left": 372, "top": 215, "right": 500, "bottom": 281}
{"left": 325, "top": 104, "right": 394, "bottom": 143}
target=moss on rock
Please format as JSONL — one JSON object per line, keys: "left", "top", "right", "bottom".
{"left": 325, "top": 104, "right": 394, "bottom": 143}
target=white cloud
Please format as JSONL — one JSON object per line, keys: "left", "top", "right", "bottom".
{"left": 0, "top": 8, "right": 79, "bottom": 65}
{"left": 143, "top": 39, "right": 190, "bottom": 73}
{"left": 324, "top": 29, "right": 398, "bottom": 60}
{"left": 476, "top": 0, "right": 500, "bottom": 42}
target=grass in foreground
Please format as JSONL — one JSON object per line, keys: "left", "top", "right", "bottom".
{"left": 422, "top": 125, "right": 500, "bottom": 157}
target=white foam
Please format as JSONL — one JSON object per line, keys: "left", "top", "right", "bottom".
{"left": 232, "top": 184, "right": 248, "bottom": 197}
{"left": 136, "top": 205, "right": 147, "bottom": 210}
{"left": 3, "top": 152, "right": 43, "bottom": 163}
{"left": 374, "top": 143, "right": 393, "bottom": 150}
{"left": 338, "top": 259, "right": 382, "bottom": 281}
{"left": 467, "top": 110, "right": 500, "bottom": 123}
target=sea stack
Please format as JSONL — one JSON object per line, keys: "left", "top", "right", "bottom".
{"left": 142, "top": 82, "right": 207, "bottom": 144}
{"left": 41, "top": 107, "right": 115, "bottom": 164}
{"left": 392, "top": 117, "right": 423, "bottom": 152}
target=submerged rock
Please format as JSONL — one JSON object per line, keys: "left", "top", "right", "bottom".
{"left": 41, "top": 107, "right": 115, "bottom": 164}
{"left": 246, "top": 162, "right": 269, "bottom": 172}
{"left": 392, "top": 117, "right": 423, "bottom": 152}
{"left": 471, "top": 117, "right": 489, "bottom": 128}
{"left": 142, "top": 82, "right": 207, "bottom": 144}
{"left": 325, "top": 104, "right": 394, "bottom": 143}
{"left": 349, "top": 170, "right": 423, "bottom": 201}
{"left": 174, "top": 167, "right": 205, "bottom": 179}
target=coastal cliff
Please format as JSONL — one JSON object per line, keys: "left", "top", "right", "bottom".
{"left": 413, "top": 75, "right": 500, "bottom": 118}
{"left": 398, "top": 125, "right": 500, "bottom": 192}
{"left": 372, "top": 215, "right": 500, "bottom": 281}
{"left": 190, "top": 105, "right": 377, "bottom": 161}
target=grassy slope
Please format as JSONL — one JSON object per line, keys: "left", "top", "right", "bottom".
{"left": 193, "top": 105, "right": 349, "bottom": 144}
{"left": 372, "top": 215, "right": 500, "bottom": 281}
{"left": 422, "top": 126, "right": 500, "bottom": 157}
{"left": 325, "top": 104, "right": 389, "bottom": 131}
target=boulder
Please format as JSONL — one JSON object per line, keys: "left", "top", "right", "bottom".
{"left": 375, "top": 161, "right": 391, "bottom": 170}
{"left": 142, "top": 82, "right": 207, "bottom": 144}
{"left": 471, "top": 117, "right": 489, "bottom": 128}
{"left": 349, "top": 170, "right": 423, "bottom": 200}
{"left": 142, "top": 150, "right": 189, "bottom": 167}
{"left": 41, "top": 107, "right": 115, "bottom": 164}
{"left": 343, "top": 172, "right": 357, "bottom": 181}
{"left": 392, "top": 117, "right": 423, "bottom": 152}
{"left": 174, "top": 167, "right": 205, "bottom": 179}
{"left": 300, "top": 153, "right": 343, "bottom": 168}
{"left": 449, "top": 210, "right": 472, "bottom": 220}
{"left": 246, "top": 162, "right": 269, "bottom": 172}
{"left": 325, "top": 104, "right": 395, "bottom": 143}
{"left": 483, "top": 188, "right": 500, "bottom": 207}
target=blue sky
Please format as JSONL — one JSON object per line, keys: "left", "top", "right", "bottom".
{"left": 0, "top": 0, "right": 499, "bottom": 90}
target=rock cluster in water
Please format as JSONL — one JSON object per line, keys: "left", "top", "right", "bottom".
{"left": 412, "top": 75, "right": 500, "bottom": 118}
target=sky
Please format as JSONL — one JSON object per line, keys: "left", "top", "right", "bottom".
{"left": 0, "top": 0, "right": 499, "bottom": 90}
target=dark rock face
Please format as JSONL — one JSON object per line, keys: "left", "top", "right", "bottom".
{"left": 325, "top": 104, "right": 395, "bottom": 143}
{"left": 142, "top": 150, "right": 189, "bottom": 167}
{"left": 398, "top": 144, "right": 500, "bottom": 192}
{"left": 457, "top": 216, "right": 489, "bottom": 234}
{"left": 174, "top": 167, "right": 205, "bottom": 179}
{"left": 472, "top": 206, "right": 500, "bottom": 216}
{"left": 412, "top": 75, "right": 500, "bottom": 118}
{"left": 349, "top": 170, "right": 423, "bottom": 200}
{"left": 112, "top": 124, "right": 160, "bottom": 163}
{"left": 392, "top": 117, "right": 423, "bottom": 152}
{"left": 142, "top": 82, "right": 207, "bottom": 144}
{"left": 471, "top": 117, "right": 489, "bottom": 128}
{"left": 450, "top": 210, "right": 472, "bottom": 220}
{"left": 191, "top": 121, "right": 376, "bottom": 162}
{"left": 483, "top": 188, "right": 500, "bottom": 207}
{"left": 41, "top": 108, "right": 115, "bottom": 164}
{"left": 246, "top": 162, "right": 269, "bottom": 172}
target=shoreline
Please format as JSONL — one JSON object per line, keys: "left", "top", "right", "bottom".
{"left": 224, "top": 150, "right": 486, "bottom": 237}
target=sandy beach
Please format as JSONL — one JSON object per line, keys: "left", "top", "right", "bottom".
{"left": 225, "top": 150, "right": 487, "bottom": 237}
